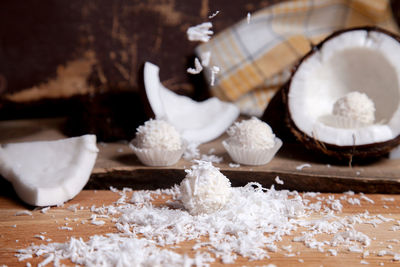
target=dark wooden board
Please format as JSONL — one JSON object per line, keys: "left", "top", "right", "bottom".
{"left": 1, "top": 118, "right": 400, "bottom": 194}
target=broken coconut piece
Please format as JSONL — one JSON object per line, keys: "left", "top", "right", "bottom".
{"left": 0, "top": 135, "right": 98, "bottom": 206}
{"left": 179, "top": 160, "right": 231, "bottom": 215}
{"left": 223, "top": 117, "right": 282, "bottom": 165}
{"left": 143, "top": 62, "right": 239, "bottom": 144}
{"left": 130, "top": 119, "right": 184, "bottom": 166}
{"left": 284, "top": 27, "right": 400, "bottom": 160}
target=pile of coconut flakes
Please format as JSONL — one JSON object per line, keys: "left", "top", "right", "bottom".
{"left": 14, "top": 171, "right": 400, "bottom": 266}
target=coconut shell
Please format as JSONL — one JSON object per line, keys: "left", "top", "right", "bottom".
{"left": 282, "top": 26, "right": 400, "bottom": 162}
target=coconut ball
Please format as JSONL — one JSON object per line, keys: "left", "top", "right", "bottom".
{"left": 135, "top": 119, "right": 182, "bottom": 150}
{"left": 179, "top": 160, "right": 231, "bottom": 215}
{"left": 332, "top": 91, "right": 375, "bottom": 124}
{"left": 226, "top": 117, "right": 275, "bottom": 149}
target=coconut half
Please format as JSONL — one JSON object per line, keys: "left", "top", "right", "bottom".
{"left": 0, "top": 135, "right": 98, "bottom": 206}
{"left": 284, "top": 27, "right": 400, "bottom": 160}
{"left": 143, "top": 62, "right": 239, "bottom": 144}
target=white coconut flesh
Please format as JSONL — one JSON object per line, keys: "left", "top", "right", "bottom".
{"left": 288, "top": 30, "right": 400, "bottom": 146}
{"left": 0, "top": 135, "right": 98, "bottom": 206}
{"left": 143, "top": 62, "right": 240, "bottom": 144}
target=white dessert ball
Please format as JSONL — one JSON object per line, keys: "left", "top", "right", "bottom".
{"left": 226, "top": 117, "right": 275, "bottom": 149}
{"left": 135, "top": 119, "right": 182, "bottom": 150}
{"left": 332, "top": 91, "right": 375, "bottom": 124}
{"left": 180, "top": 160, "right": 231, "bottom": 215}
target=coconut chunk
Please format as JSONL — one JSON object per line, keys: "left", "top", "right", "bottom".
{"left": 285, "top": 27, "right": 400, "bottom": 159}
{"left": 143, "top": 62, "right": 239, "bottom": 144}
{"left": 0, "top": 135, "right": 98, "bottom": 206}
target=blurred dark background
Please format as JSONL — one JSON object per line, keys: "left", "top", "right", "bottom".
{"left": 0, "top": 0, "right": 399, "bottom": 140}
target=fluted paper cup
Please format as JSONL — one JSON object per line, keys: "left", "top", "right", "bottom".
{"left": 130, "top": 141, "right": 184, "bottom": 167}
{"left": 222, "top": 137, "right": 282, "bottom": 166}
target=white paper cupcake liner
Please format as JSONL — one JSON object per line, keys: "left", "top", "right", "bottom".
{"left": 319, "top": 115, "right": 369, "bottom": 129}
{"left": 222, "top": 138, "right": 282, "bottom": 166}
{"left": 129, "top": 143, "right": 184, "bottom": 167}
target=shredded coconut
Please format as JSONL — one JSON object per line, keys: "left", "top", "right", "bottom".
{"left": 15, "top": 210, "right": 32, "bottom": 216}
{"left": 200, "top": 51, "right": 211, "bottom": 67}
{"left": 296, "top": 163, "right": 311, "bottom": 170}
{"left": 210, "top": 66, "right": 220, "bottom": 86}
{"left": 275, "top": 176, "right": 284, "bottom": 185}
{"left": 229, "top": 163, "right": 240, "bottom": 168}
{"left": 187, "top": 57, "right": 203, "bottom": 74}
{"left": 187, "top": 22, "right": 213, "bottom": 42}
{"left": 208, "top": 11, "right": 220, "bottom": 19}
{"left": 14, "top": 169, "right": 400, "bottom": 266}
{"left": 134, "top": 119, "right": 182, "bottom": 150}
{"left": 332, "top": 91, "right": 375, "bottom": 124}
{"left": 40, "top": 207, "right": 50, "bottom": 214}
{"left": 226, "top": 117, "right": 275, "bottom": 149}
{"left": 247, "top": 12, "right": 251, "bottom": 24}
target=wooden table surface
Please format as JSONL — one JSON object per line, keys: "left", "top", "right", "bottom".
{"left": 1, "top": 118, "right": 400, "bottom": 266}
{"left": 0, "top": 190, "right": 400, "bottom": 266}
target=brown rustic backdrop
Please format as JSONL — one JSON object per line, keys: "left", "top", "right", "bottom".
{"left": 0, "top": 0, "right": 399, "bottom": 140}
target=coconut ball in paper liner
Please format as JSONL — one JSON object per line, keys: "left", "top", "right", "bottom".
{"left": 179, "top": 160, "right": 232, "bottom": 215}
{"left": 320, "top": 91, "right": 376, "bottom": 129}
{"left": 130, "top": 119, "right": 184, "bottom": 166}
{"left": 223, "top": 117, "right": 282, "bottom": 165}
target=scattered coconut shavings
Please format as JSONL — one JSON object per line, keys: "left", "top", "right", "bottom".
{"left": 210, "top": 66, "right": 220, "bottom": 86}
{"left": 360, "top": 195, "right": 375, "bottom": 204}
{"left": 58, "top": 226, "right": 72, "bottom": 231}
{"left": 275, "top": 176, "right": 284, "bottom": 185}
{"left": 14, "top": 173, "right": 400, "bottom": 266}
{"left": 182, "top": 142, "right": 222, "bottom": 163}
{"left": 16, "top": 235, "right": 212, "bottom": 267}
{"left": 247, "top": 13, "right": 251, "bottom": 24}
{"left": 328, "top": 249, "right": 337, "bottom": 256}
{"left": 11, "top": 224, "right": 16, "bottom": 228}
{"left": 91, "top": 219, "right": 105, "bottom": 226}
{"left": 296, "top": 163, "right": 311, "bottom": 170}
{"left": 183, "top": 142, "right": 200, "bottom": 160}
{"left": 34, "top": 235, "right": 45, "bottom": 241}
{"left": 15, "top": 210, "right": 32, "bottom": 216}
{"left": 200, "top": 153, "right": 223, "bottom": 163}
{"left": 187, "top": 22, "right": 213, "bottom": 42}
{"left": 208, "top": 11, "right": 220, "bottom": 19}
{"left": 200, "top": 51, "right": 211, "bottom": 67}
{"left": 381, "top": 197, "right": 395, "bottom": 202}
{"left": 360, "top": 260, "right": 369, "bottom": 264}
{"left": 67, "top": 204, "right": 79, "bottom": 212}
{"left": 187, "top": 57, "right": 203, "bottom": 74}
{"left": 229, "top": 163, "right": 240, "bottom": 168}
{"left": 40, "top": 207, "right": 50, "bottom": 214}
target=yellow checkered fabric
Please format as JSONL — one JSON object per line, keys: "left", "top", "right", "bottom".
{"left": 196, "top": 0, "right": 399, "bottom": 116}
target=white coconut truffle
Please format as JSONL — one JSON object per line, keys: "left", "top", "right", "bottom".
{"left": 226, "top": 117, "right": 275, "bottom": 149}
{"left": 135, "top": 119, "right": 182, "bottom": 150}
{"left": 179, "top": 160, "right": 231, "bottom": 215}
{"left": 332, "top": 91, "right": 375, "bottom": 124}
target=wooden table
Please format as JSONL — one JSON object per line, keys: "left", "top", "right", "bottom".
{"left": 1, "top": 118, "right": 400, "bottom": 266}
{"left": 0, "top": 190, "right": 400, "bottom": 266}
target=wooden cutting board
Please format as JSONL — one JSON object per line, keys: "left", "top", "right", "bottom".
{"left": 1, "top": 117, "right": 400, "bottom": 193}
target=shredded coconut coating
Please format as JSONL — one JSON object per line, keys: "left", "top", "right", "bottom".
{"left": 179, "top": 160, "right": 231, "bottom": 215}
{"left": 226, "top": 117, "right": 275, "bottom": 149}
{"left": 332, "top": 91, "right": 375, "bottom": 124}
{"left": 135, "top": 119, "right": 182, "bottom": 150}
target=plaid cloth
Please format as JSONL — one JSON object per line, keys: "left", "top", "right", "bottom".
{"left": 196, "top": 0, "right": 399, "bottom": 117}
